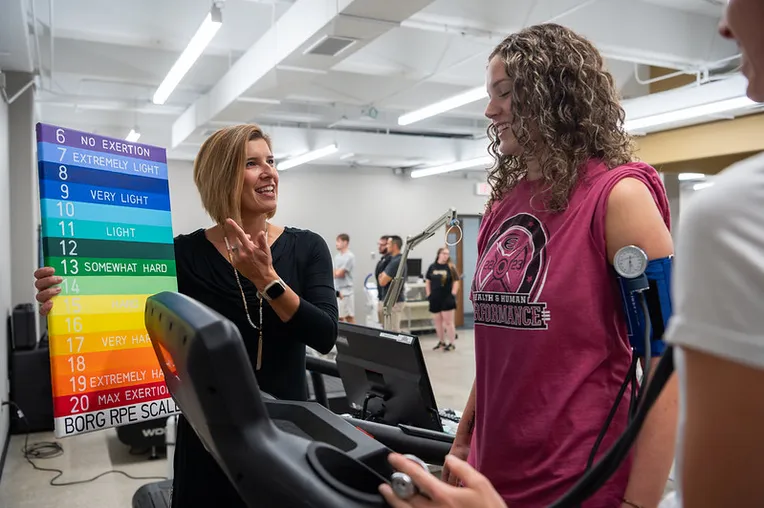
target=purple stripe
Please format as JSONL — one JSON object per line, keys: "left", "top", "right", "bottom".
{"left": 36, "top": 123, "right": 167, "bottom": 163}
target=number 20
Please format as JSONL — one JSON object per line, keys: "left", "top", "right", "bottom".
{"left": 70, "top": 395, "right": 89, "bottom": 413}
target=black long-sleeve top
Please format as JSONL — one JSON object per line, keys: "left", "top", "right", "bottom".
{"left": 170, "top": 226, "right": 339, "bottom": 508}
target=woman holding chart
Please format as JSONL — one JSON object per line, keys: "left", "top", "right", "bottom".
{"left": 33, "top": 123, "right": 339, "bottom": 508}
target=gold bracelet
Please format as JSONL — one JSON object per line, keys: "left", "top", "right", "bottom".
{"left": 622, "top": 499, "right": 644, "bottom": 508}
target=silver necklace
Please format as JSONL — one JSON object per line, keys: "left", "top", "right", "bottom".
{"left": 224, "top": 224, "right": 267, "bottom": 370}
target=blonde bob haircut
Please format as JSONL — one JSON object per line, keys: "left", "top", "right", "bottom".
{"left": 193, "top": 124, "right": 274, "bottom": 226}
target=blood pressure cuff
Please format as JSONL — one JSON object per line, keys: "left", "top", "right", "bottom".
{"left": 618, "top": 256, "right": 673, "bottom": 357}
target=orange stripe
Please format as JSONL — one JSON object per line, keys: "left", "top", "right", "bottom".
{"left": 50, "top": 347, "right": 160, "bottom": 377}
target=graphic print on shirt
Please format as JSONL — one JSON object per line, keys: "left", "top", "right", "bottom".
{"left": 431, "top": 269, "right": 449, "bottom": 286}
{"left": 472, "top": 213, "right": 551, "bottom": 330}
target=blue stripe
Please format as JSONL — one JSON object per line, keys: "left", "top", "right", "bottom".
{"left": 37, "top": 142, "right": 168, "bottom": 180}
{"left": 39, "top": 180, "right": 171, "bottom": 211}
{"left": 40, "top": 199, "right": 173, "bottom": 227}
{"left": 38, "top": 160, "right": 169, "bottom": 194}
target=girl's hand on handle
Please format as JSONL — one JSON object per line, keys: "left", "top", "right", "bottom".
{"left": 380, "top": 453, "right": 507, "bottom": 508}
{"left": 34, "top": 267, "right": 62, "bottom": 316}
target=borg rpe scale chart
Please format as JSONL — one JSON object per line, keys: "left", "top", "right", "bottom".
{"left": 35, "top": 123, "right": 180, "bottom": 438}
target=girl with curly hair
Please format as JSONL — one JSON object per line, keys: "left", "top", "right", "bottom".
{"left": 380, "top": 23, "right": 679, "bottom": 508}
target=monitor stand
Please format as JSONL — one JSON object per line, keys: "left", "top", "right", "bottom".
{"left": 360, "top": 389, "right": 387, "bottom": 421}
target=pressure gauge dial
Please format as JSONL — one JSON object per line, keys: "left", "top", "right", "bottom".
{"left": 613, "top": 245, "right": 648, "bottom": 279}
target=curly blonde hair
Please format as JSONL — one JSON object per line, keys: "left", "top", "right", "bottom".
{"left": 486, "top": 23, "right": 634, "bottom": 213}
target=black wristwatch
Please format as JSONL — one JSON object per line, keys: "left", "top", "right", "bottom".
{"left": 261, "top": 279, "right": 286, "bottom": 301}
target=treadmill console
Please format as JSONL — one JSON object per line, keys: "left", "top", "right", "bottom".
{"left": 145, "top": 291, "right": 394, "bottom": 508}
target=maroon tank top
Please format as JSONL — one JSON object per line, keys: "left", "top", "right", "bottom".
{"left": 468, "top": 159, "right": 670, "bottom": 507}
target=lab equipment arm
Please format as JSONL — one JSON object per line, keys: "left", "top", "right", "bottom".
{"left": 383, "top": 208, "right": 458, "bottom": 329}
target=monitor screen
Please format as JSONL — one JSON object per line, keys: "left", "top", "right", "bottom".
{"left": 405, "top": 258, "right": 422, "bottom": 279}
{"left": 334, "top": 322, "right": 441, "bottom": 432}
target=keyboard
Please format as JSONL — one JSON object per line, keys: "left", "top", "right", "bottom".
{"left": 438, "top": 408, "right": 461, "bottom": 424}
{"left": 439, "top": 408, "right": 461, "bottom": 436}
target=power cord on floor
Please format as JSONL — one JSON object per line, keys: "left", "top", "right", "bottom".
{"left": 2, "top": 400, "right": 168, "bottom": 486}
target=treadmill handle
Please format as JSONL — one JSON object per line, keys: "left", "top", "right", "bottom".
{"left": 343, "top": 417, "right": 453, "bottom": 466}
{"left": 398, "top": 424, "right": 455, "bottom": 444}
{"left": 305, "top": 356, "right": 340, "bottom": 378}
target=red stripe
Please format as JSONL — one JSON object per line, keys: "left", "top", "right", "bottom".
{"left": 53, "top": 381, "right": 170, "bottom": 416}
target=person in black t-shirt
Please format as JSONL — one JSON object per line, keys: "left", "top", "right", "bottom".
{"left": 374, "top": 235, "right": 391, "bottom": 324}
{"left": 33, "top": 124, "right": 339, "bottom": 508}
{"left": 378, "top": 235, "right": 407, "bottom": 331}
{"left": 426, "top": 247, "right": 460, "bottom": 351}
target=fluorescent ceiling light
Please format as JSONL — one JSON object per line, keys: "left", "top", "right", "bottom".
{"left": 398, "top": 74, "right": 757, "bottom": 132}
{"left": 624, "top": 96, "right": 757, "bottom": 132}
{"left": 693, "top": 182, "right": 715, "bottom": 191}
{"left": 410, "top": 156, "right": 492, "bottom": 179}
{"left": 278, "top": 144, "right": 338, "bottom": 170}
{"left": 275, "top": 65, "right": 328, "bottom": 75}
{"left": 125, "top": 129, "right": 141, "bottom": 142}
{"left": 153, "top": 6, "right": 223, "bottom": 105}
{"left": 236, "top": 97, "right": 281, "bottom": 105}
{"left": 398, "top": 87, "right": 487, "bottom": 126}
{"left": 678, "top": 173, "right": 706, "bottom": 181}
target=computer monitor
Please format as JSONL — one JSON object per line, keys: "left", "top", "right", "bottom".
{"left": 405, "top": 258, "right": 422, "bottom": 280}
{"left": 334, "top": 322, "right": 442, "bottom": 432}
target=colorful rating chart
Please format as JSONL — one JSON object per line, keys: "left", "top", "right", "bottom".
{"left": 36, "top": 123, "right": 180, "bottom": 438}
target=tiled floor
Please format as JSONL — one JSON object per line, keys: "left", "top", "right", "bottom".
{"left": 0, "top": 427, "right": 168, "bottom": 508}
{"left": 0, "top": 331, "right": 474, "bottom": 508}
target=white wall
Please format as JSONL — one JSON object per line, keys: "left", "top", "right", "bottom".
{"left": 8, "top": 72, "right": 39, "bottom": 311}
{"left": 167, "top": 161, "right": 488, "bottom": 320}
{"left": 0, "top": 86, "right": 12, "bottom": 465}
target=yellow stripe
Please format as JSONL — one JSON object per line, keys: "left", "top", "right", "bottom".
{"left": 49, "top": 294, "right": 150, "bottom": 316}
{"left": 49, "top": 329, "right": 152, "bottom": 356}
{"left": 48, "top": 312, "right": 146, "bottom": 336}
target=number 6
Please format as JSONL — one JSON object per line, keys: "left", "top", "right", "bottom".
{"left": 56, "top": 128, "right": 66, "bottom": 144}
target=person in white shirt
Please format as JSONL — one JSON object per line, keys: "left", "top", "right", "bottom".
{"left": 333, "top": 233, "right": 356, "bottom": 323}
{"left": 662, "top": 1, "right": 764, "bottom": 506}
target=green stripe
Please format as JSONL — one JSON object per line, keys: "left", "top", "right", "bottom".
{"left": 58, "top": 276, "right": 178, "bottom": 296}
{"left": 46, "top": 257, "right": 177, "bottom": 277}
{"left": 43, "top": 237, "right": 175, "bottom": 260}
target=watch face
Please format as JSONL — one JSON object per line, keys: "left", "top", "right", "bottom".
{"left": 266, "top": 280, "right": 285, "bottom": 300}
{"left": 614, "top": 245, "right": 648, "bottom": 278}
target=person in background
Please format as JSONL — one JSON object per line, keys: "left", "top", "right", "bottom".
{"left": 381, "top": 23, "right": 677, "bottom": 508}
{"left": 334, "top": 233, "right": 356, "bottom": 323}
{"left": 33, "top": 124, "right": 338, "bottom": 508}
{"left": 378, "top": 235, "right": 407, "bottom": 332}
{"left": 375, "top": 235, "right": 391, "bottom": 325}
{"left": 426, "top": 246, "right": 459, "bottom": 351}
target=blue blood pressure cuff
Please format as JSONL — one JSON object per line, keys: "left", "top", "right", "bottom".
{"left": 617, "top": 256, "right": 673, "bottom": 357}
